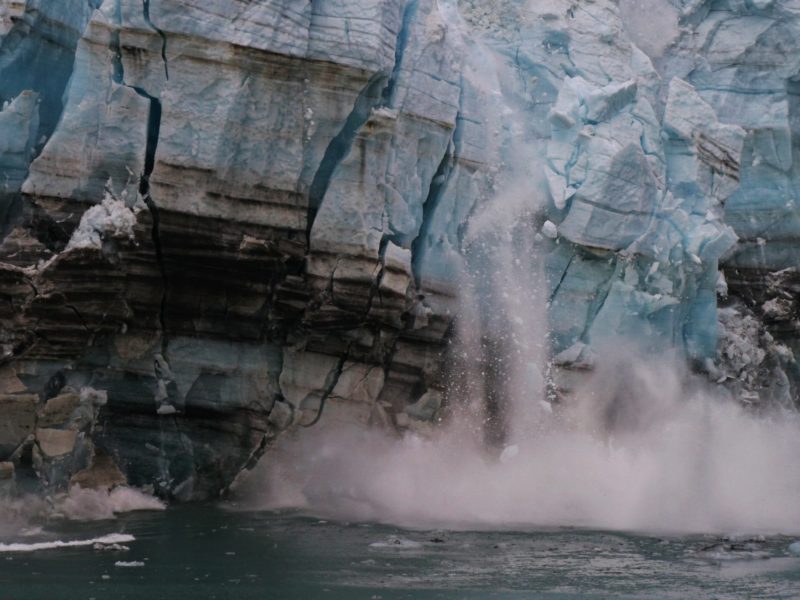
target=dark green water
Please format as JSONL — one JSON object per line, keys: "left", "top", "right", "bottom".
{"left": 1, "top": 506, "right": 799, "bottom": 600}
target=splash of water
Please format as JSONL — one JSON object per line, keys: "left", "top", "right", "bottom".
{"left": 244, "top": 360, "right": 800, "bottom": 534}
{"left": 0, "top": 485, "right": 165, "bottom": 535}
{"left": 241, "top": 173, "right": 800, "bottom": 535}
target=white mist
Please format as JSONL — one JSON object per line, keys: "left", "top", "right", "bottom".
{"left": 243, "top": 174, "right": 800, "bottom": 535}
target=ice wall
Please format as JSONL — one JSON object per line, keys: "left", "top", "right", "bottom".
{"left": 457, "top": 0, "right": 800, "bottom": 411}
{"left": 0, "top": 0, "right": 798, "bottom": 500}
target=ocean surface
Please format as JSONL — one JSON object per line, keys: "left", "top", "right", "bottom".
{"left": 1, "top": 505, "right": 799, "bottom": 600}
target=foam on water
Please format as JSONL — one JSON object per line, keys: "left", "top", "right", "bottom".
{"left": 0, "top": 485, "right": 164, "bottom": 543}
{"left": 0, "top": 533, "right": 135, "bottom": 553}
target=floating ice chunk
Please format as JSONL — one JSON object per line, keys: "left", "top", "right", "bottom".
{"left": 95, "top": 542, "right": 129, "bottom": 552}
{"left": 156, "top": 404, "right": 178, "bottom": 415}
{"left": 541, "top": 220, "right": 558, "bottom": 239}
{"left": 789, "top": 542, "right": 800, "bottom": 557}
{"left": 114, "top": 561, "right": 145, "bottom": 568}
{"left": 0, "top": 533, "right": 135, "bottom": 553}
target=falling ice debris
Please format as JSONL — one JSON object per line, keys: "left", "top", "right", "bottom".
{"left": 541, "top": 220, "right": 558, "bottom": 239}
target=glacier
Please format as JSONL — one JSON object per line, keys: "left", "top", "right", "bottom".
{"left": 0, "top": 0, "right": 799, "bottom": 500}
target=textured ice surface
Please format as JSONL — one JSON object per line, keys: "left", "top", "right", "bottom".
{"left": 1, "top": 0, "right": 800, "bottom": 499}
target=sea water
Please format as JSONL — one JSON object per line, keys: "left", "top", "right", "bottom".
{"left": 1, "top": 505, "right": 799, "bottom": 600}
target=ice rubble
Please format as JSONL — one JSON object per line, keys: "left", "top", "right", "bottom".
{"left": 65, "top": 191, "right": 139, "bottom": 251}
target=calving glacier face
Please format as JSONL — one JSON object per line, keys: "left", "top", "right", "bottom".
{"left": 543, "top": 71, "right": 745, "bottom": 361}
{"left": 0, "top": 0, "right": 797, "bottom": 500}
{"left": 455, "top": 0, "right": 800, "bottom": 406}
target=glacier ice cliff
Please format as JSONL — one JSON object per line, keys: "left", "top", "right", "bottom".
{"left": 0, "top": 0, "right": 799, "bottom": 500}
